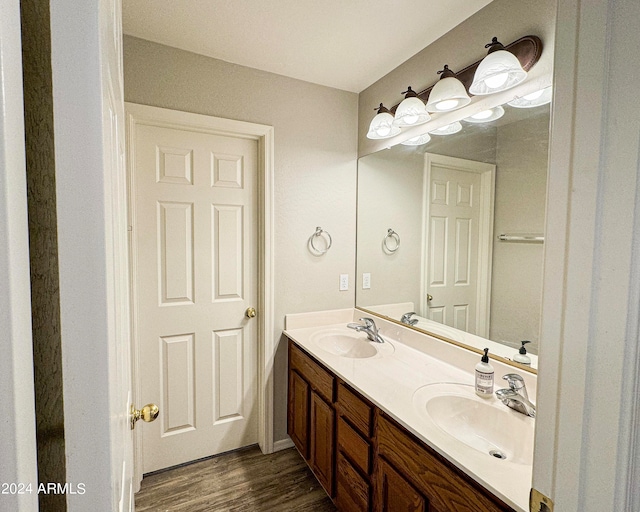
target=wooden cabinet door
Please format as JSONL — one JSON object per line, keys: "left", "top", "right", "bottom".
{"left": 288, "top": 370, "right": 310, "bottom": 459}
{"left": 376, "top": 458, "right": 427, "bottom": 512}
{"left": 310, "top": 391, "right": 335, "bottom": 496}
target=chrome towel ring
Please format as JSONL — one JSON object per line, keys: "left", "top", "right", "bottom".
{"left": 383, "top": 228, "right": 400, "bottom": 253}
{"left": 308, "top": 226, "right": 332, "bottom": 256}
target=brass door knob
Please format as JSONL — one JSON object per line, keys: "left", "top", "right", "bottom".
{"left": 130, "top": 403, "right": 159, "bottom": 430}
{"left": 245, "top": 307, "right": 257, "bottom": 318}
{"left": 427, "top": 294, "right": 433, "bottom": 301}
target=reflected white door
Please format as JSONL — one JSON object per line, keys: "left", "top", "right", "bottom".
{"left": 130, "top": 116, "right": 259, "bottom": 473}
{"left": 422, "top": 154, "right": 495, "bottom": 337}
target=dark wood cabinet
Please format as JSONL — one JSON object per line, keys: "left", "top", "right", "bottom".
{"left": 310, "top": 391, "right": 335, "bottom": 494}
{"left": 288, "top": 340, "right": 336, "bottom": 497}
{"left": 288, "top": 370, "right": 310, "bottom": 458}
{"left": 375, "top": 414, "right": 513, "bottom": 512}
{"left": 287, "top": 338, "right": 515, "bottom": 512}
{"left": 376, "top": 458, "right": 427, "bottom": 512}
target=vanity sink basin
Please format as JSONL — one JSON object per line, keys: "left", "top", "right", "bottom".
{"left": 309, "top": 328, "right": 394, "bottom": 359}
{"left": 412, "top": 383, "right": 534, "bottom": 465}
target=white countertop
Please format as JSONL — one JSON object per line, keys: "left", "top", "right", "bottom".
{"left": 284, "top": 308, "right": 535, "bottom": 512}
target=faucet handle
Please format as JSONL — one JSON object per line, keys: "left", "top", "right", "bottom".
{"left": 359, "top": 317, "right": 376, "bottom": 329}
{"left": 502, "top": 373, "right": 525, "bottom": 391}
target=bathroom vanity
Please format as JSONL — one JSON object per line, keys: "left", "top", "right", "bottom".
{"left": 284, "top": 309, "right": 535, "bottom": 512}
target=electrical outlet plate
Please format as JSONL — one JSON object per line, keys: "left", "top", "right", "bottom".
{"left": 339, "top": 274, "right": 349, "bottom": 291}
{"left": 363, "top": 273, "right": 371, "bottom": 289}
{"left": 530, "top": 488, "right": 554, "bottom": 512}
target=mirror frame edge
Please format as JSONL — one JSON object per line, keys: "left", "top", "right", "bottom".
{"left": 355, "top": 306, "right": 537, "bottom": 375}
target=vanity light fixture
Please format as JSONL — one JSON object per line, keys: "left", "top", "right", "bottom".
{"left": 429, "top": 121, "right": 463, "bottom": 135}
{"left": 393, "top": 87, "right": 431, "bottom": 127}
{"left": 401, "top": 133, "right": 431, "bottom": 146}
{"left": 508, "top": 86, "right": 552, "bottom": 108}
{"left": 464, "top": 105, "right": 505, "bottom": 123}
{"left": 367, "top": 103, "right": 401, "bottom": 139}
{"left": 425, "top": 66, "right": 471, "bottom": 113}
{"left": 469, "top": 37, "right": 527, "bottom": 95}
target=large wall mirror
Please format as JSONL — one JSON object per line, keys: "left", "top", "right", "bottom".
{"left": 356, "top": 101, "right": 551, "bottom": 370}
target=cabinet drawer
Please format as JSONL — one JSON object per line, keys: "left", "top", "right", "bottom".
{"left": 337, "top": 382, "right": 373, "bottom": 437}
{"left": 377, "top": 414, "right": 513, "bottom": 512}
{"left": 289, "top": 341, "right": 335, "bottom": 403}
{"left": 336, "top": 451, "right": 370, "bottom": 512}
{"left": 338, "top": 416, "right": 371, "bottom": 475}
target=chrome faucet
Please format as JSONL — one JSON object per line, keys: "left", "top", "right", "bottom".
{"left": 400, "top": 312, "right": 418, "bottom": 326}
{"left": 495, "top": 373, "right": 536, "bottom": 418}
{"left": 347, "top": 317, "right": 385, "bottom": 343}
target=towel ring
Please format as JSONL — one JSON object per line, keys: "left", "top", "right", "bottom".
{"left": 308, "top": 226, "right": 332, "bottom": 256}
{"left": 383, "top": 228, "right": 400, "bottom": 253}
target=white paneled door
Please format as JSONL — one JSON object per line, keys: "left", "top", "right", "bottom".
{"left": 422, "top": 154, "right": 495, "bottom": 337}
{"left": 130, "top": 117, "right": 259, "bottom": 473}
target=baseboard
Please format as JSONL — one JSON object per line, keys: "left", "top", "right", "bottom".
{"left": 273, "top": 437, "right": 294, "bottom": 452}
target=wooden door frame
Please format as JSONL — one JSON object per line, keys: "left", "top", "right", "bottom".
{"left": 420, "top": 153, "right": 496, "bottom": 337}
{"left": 125, "top": 103, "right": 275, "bottom": 488}
{"left": 0, "top": 0, "right": 39, "bottom": 508}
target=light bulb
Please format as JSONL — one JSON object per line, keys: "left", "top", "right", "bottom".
{"left": 484, "top": 72, "right": 509, "bottom": 89}
{"left": 507, "top": 86, "right": 552, "bottom": 108}
{"left": 393, "top": 90, "right": 430, "bottom": 127}
{"left": 523, "top": 89, "right": 544, "bottom": 100}
{"left": 376, "top": 125, "right": 391, "bottom": 137}
{"left": 403, "top": 113, "right": 419, "bottom": 125}
{"left": 435, "top": 99, "right": 459, "bottom": 111}
{"left": 401, "top": 133, "right": 431, "bottom": 146}
{"left": 366, "top": 104, "right": 401, "bottom": 139}
{"left": 472, "top": 109, "right": 493, "bottom": 120}
{"left": 464, "top": 105, "right": 504, "bottom": 123}
{"left": 429, "top": 121, "right": 462, "bottom": 135}
{"left": 469, "top": 39, "right": 528, "bottom": 95}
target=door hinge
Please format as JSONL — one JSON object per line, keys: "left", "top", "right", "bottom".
{"left": 530, "top": 488, "right": 554, "bottom": 512}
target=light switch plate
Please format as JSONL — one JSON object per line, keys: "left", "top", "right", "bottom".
{"left": 339, "top": 274, "right": 349, "bottom": 291}
{"left": 362, "top": 273, "right": 371, "bottom": 289}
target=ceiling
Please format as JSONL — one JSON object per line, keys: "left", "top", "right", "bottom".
{"left": 122, "top": 0, "right": 494, "bottom": 93}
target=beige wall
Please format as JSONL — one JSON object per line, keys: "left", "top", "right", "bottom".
{"left": 123, "top": 36, "right": 358, "bottom": 443}
{"left": 490, "top": 112, "right": 549, "bottom": 353}
{"left": 358, "top": 0, "right": 557, "bottom": 157}
{"left": 356, "top": 149, "right": 424, "bottom": 308}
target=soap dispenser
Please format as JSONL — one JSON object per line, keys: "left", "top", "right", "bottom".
{"left": 475, "top": 348, "right": 494, "bottom": 398}
{"left": 514, "top": 340, "right": 532, "bottom": 365}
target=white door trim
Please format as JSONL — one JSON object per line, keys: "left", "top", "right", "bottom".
{"left": 125, "top": 103, "right": 275, "bottom": 487}
{"left": 420, "top": 153, "right": 495, "bottom": 337}
{"left": 0, "top": 0, "right": 39, "bottom": 508}
{"left": 534, "top": 0, "right": 640, "bottom": 509}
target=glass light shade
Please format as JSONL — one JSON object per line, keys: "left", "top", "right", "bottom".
{"left": 426, "top": 77, "right": 471, "bottom": 113}
{"left": 470, "top": 48, "right": 527, "bottom": 95}
{"left": 393, "top": 96, "right": 431, "bottom": 127}
{"left": 367, "top": 104, "right": 401, "bottom": 139}
{"left": 508, "top": 86, "right": 552, "bottom": 108}
{"left": 429, "top": 121, "right": 462, "bottom": 135}
{"left": 464, "top": 105, "right": 505, "bottom": 123}
{"left": 401, "top": 133, "right": 431, "bottom": 146}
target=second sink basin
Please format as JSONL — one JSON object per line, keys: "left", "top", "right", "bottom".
{"left": 309, "top": 328, "right": 394, "bottom": 359}
{"left": 412, "top": 383, "right": 534, "bottom": 466}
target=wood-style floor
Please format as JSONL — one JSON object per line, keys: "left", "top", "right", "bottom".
{"left": 135, "top": 446, "right": 337, "bottom": 511}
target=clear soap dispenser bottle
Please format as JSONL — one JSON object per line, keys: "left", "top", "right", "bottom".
{"left": 514, "top": 340, "right": 532, "bottom": 366}
{"left": 475, "top": 348, "right": 494, "bottom": 398}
